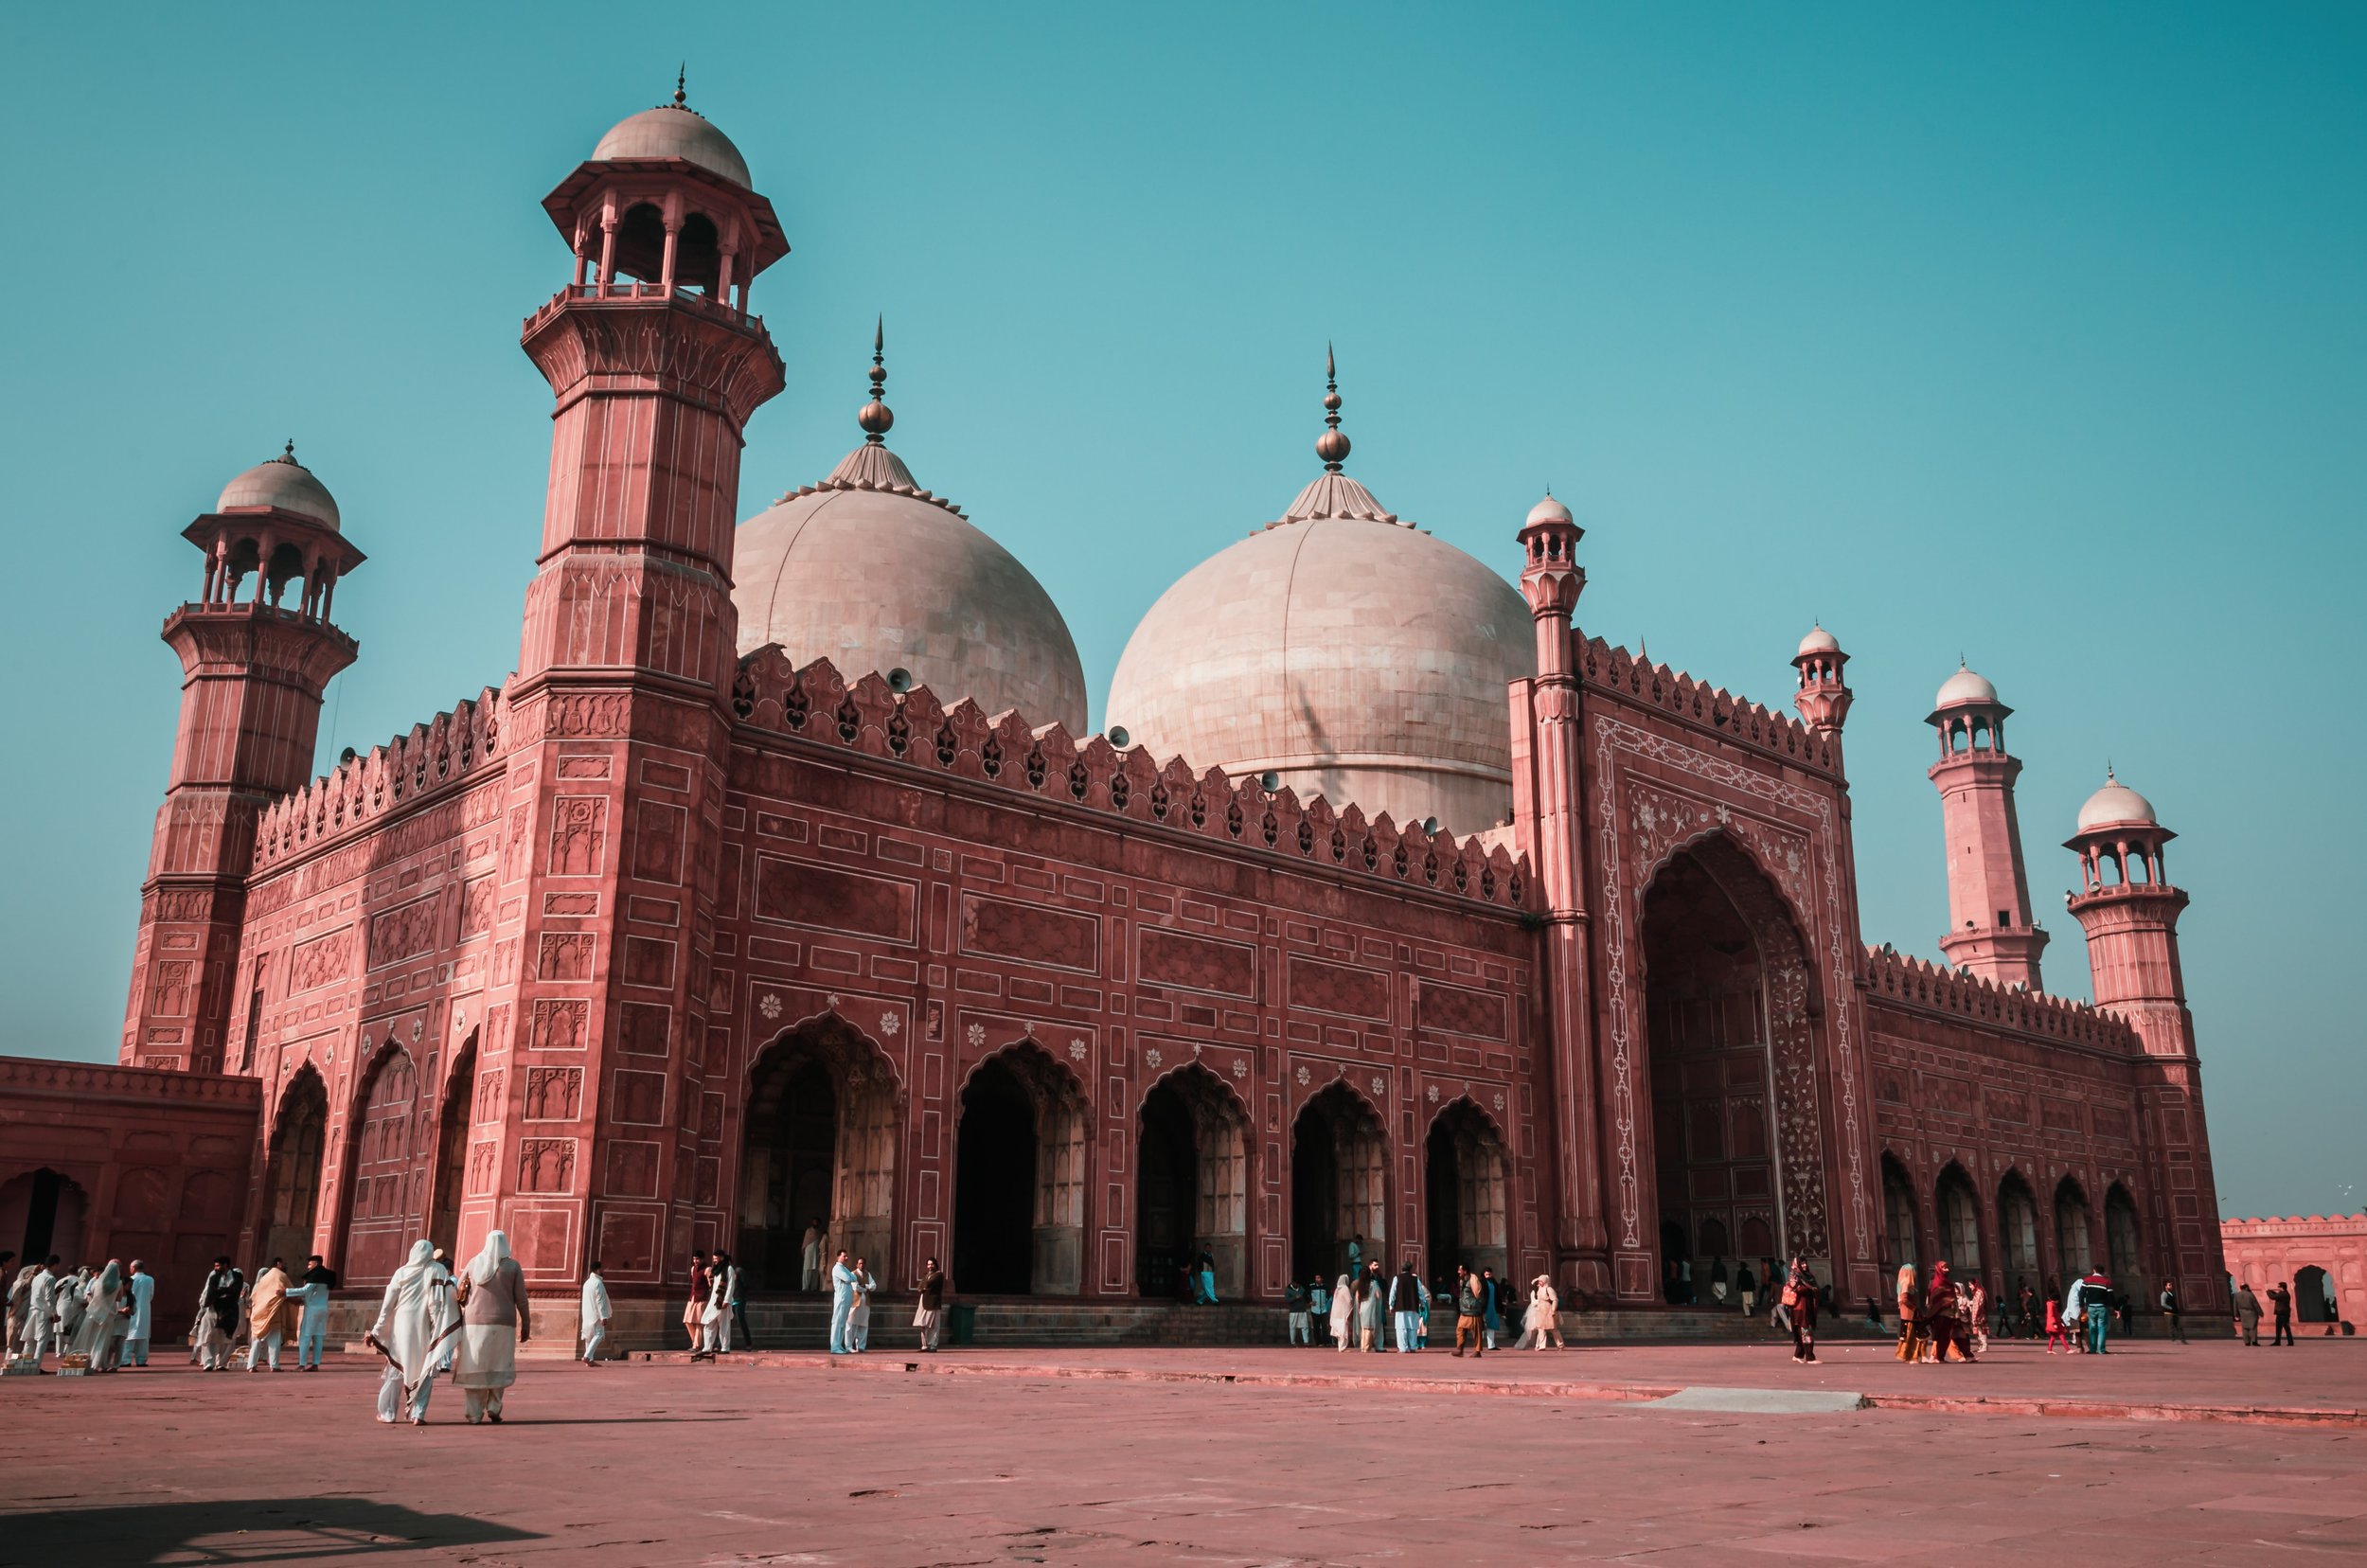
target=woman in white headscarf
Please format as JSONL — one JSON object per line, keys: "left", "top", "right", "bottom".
{"left": 71, "top": 1262, "right": 127, "bottom": 1369}
{"left": 1328, "top": 1274, "right": 1355, "bottom": 1351}
{"left": 368, "top": 1240, "right": 454, "bottom": 1425}
{"left": 452, "top": 1230, "right": 530, "bottom": 1424}
{"left": 1519, "top": 1274, "right": 1562, "bottom": 1350}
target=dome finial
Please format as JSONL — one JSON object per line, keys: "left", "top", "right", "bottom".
{"left": 857, "top": 315, "right": 894, "bottom": 444}
{"left": 280, "top": 438, "right": 296, "bottom": 463}
{"left": 674, "top": 64, "right": 687, "bottom": 108}
{"left": 1315, "top": 342, "right": 1350, "bottom": 472}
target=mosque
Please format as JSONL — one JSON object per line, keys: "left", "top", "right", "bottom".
{"left": 0, "top": 89, "right": 2229, "bottom": 1342}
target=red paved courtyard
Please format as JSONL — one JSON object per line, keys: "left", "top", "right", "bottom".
{"left": 4, "top": 1339, "right": 2362, "bottom": 1565}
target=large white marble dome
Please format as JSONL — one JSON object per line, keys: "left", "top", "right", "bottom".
{"left": 1107, "top": 407, "right": 1534, "bottom": 835}
{"left": 734, "top": 415, "right": 1088, "bottom": 736}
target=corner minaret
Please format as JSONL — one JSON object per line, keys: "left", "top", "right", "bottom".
{"left": 1925, "top": 662, "right": 2048, "bottom": 989}
{"left": 1508, "top": 490, "right": 1611, "bottom": 1299}
{"left": 2063, "top": 770, "right": 2191, "bottom": 1053}
{"left": 123, "top": 447, "right": 365, "bottom": 1070}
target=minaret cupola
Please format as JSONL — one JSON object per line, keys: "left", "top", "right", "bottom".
{"left": 1791, "top": 624, "right": 1852, "bottom": 735}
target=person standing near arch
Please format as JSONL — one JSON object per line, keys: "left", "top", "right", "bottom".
{"left": 119, "top": 1259, "right": 155, "bottom": 1368}
{"left": 828, "top": 1250, "right": 857, "bottom": 1354}
{"left": 801, "top": 1220, "right": 827, "bottom": 1294}
{"left": 452, "top": 1230, "right": 528, "bottom": 1424}
{"left": 2269, "top": 1280, "right": 2295, "bottom": 1345}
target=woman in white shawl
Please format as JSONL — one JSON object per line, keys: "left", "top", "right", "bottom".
{"left": 368, "top": 1240, "right": 455, "bottom": 1425}
{"left": 71, "top": 1262, "right": 127, "bottom": 1369}
{"left": 452, "top": 1230, "right": 530, "bottom": 1424}
{"left": 1519, "top": 1274, "right": 1562, "bottom": 1350}
{"left": 1328, "top": 1273, "right": 1355, "bottom": 1351}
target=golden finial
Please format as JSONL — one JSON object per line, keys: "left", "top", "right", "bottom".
{"left": 1315, "top": 343, "right": 1350, "bottom": 472}
{"left": 857, "top": 316, "right": 894, "bottom": 444}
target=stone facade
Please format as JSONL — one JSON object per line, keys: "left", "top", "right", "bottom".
{"left": 0, "top": 94, "right": 2234, "bottom": 1335}
{"left": 2221, "top": 1215, "right": 2363, "bottom": 1328}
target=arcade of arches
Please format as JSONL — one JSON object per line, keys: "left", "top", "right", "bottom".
{"left": 1876, "top": 1160, "right": 2166, "bottom": 1293}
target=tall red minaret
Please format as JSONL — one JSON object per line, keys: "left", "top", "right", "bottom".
{"left": 1925, "top": 663, "right": 2048, "bottom": 989}
{"left": 467, "top": 81, "right": 789, "bottom": 1285}
{"left": 1506, "top": 490, "right": 1612, "bottom": 1300}
{"left": 2063, "top": 771, "right": 2227, "bottom": 1310}
{"left": 123, "top": 447, "right": 366, "bottom": 1070}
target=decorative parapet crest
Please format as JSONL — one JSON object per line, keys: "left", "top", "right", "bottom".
{"left": 1579, "top": 635, "right": 1834, "bottom": 775}
{"left": 0, "top": 1054, "right": 265, "bottom": 1106}
{"left": 253, "top": 687, "right": 506, "bottom": 870}
{"left": 1863, "top": 944, "right": 2140, "bottom": 1052}
{"left": 730, "top": 648, "right": 1536, "bottom": 913}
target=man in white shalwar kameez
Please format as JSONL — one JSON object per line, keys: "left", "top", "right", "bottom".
{"left": 579, "top": 1261, "right": 612, "bottom": 1364}
{"left": 120, "top": 1261, "right": 156, "bottom": 1367}
{"left": 16, "top": 1262, "right": 59, "bottom": 1365}
{"left": 53, "top": 1269, "right": 89, "bottom": 1353}
{"left": 368, "top": 1240, "right": 454, "bottom": 1425}
{"left": 702, "top": 1254, "right": 739, "bottom": 1356}
{"left": 828, "top": 1251, "right": 857, "bottom": 1354}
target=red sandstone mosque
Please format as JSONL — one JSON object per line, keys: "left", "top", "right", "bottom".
{"left": 0, "top": 90, "right": 2245, "bottom": 1342}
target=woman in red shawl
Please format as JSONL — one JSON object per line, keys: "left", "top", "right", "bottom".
{"left": 1925, "top": 1260, "right": 1975, "bottom": 1363}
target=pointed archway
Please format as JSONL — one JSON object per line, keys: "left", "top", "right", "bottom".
{"left": 1640, "top": 835, "right": 1828, "bottom": 1293}
{"left": 0, "top": 1168, "right": 88, "bottom": 1267}
{"left": 1290, "top": 1082, "right": 1387, "bottom": 1284}
{"left": 1998, "top": 1171, "right": 2040, "bottom": 1288}
{"left": 739, "top": 1015, "right": 900, "bottom": 1292}
{"left": 953, "top": 1042, "right": 1086, "bottom": 1296}
{"left": 1880, "top": 1153, "right": 1920, "bottom": 1278}
{"left": 2053, "top": 1176, "right": 2094, "bottom": 1280}
{"left": 341, "top": 1045, "right": 422, "bottom": 1287}
{"left": 2105, "top": 1184, "right": 2144, "bottom": 1287}
{"left": 1424, "top": 1098, "right": 1507, "bottom": 1281}
{"left": 1935, "top": 1163, "right": 1983, "bottom": 1274}
{"left": 262, "top": 1067, "right": 328, "bottom": 1270}
{"left": 428, "top": 1031, "right": 479, "bottom": 1259}
{"left": 1136, "top": 1063, "right": 1249, "bottom": 1301}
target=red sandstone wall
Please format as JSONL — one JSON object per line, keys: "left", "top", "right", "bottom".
{"left": 2221, "top": 1216, "right": 2364, "bottom": 1325}
{"left": 0, "top": 1057, "right": 258, "bottom": 1333}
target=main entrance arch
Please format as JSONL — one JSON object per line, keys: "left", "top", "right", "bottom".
{"left": 1424, "top": 1099, "right": 1507, "bottom": 1281}
{"left": 1639, "top": 837, "right": 1828, "bottom": 1291}
{"left": 262, "top": 1067, "right": 328, "bottom": 1268}
{"left": 1290, "top": 1083, "right": 1387, "bottom": 1284}
{"left": 1135, "top": 1064, "right": 1248, "bottom": 1300}
{"left": 952, "top": 1042, "right": 1085, "bottom": 1296}
{"left": 739, "top": 1015, "right": 899, "bottom": 1291}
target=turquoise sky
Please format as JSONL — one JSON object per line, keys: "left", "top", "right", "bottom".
{"left": 3, "top": 4, "right": 2358, "bottom": 1220}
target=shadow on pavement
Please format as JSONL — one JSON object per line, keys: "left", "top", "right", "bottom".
{"left": 0, "top": 1496, "right": 540, "bottom": 1563}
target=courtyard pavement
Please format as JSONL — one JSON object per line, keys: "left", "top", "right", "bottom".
{"left": 3, "top": 1339, "right": 2362, "bottom": 1565}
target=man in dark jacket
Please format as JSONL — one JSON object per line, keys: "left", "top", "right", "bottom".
{"left": 2270, "top": 1282, "right": 2295, "bottom": 1345}
{"left": 1453, "top": 1272, "right": 1486, "bottom": 1358}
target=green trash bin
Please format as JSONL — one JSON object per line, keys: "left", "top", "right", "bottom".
{"left": 947, "top": 1303, "right": 977, "bottom": 1346}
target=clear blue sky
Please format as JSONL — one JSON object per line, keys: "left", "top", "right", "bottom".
{"left": 2, "top": 4, "right": 2358, "bottom": 1220}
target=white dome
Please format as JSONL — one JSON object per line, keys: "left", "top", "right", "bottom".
{"left": 217, "top": 450, "right": 339, "bottom": 531}
{"left": 1107, "top": 472, "right": 1534, "bottom": 835}
{"left": 734, "top": 441, "right": 1086, "bottom": 734}
{"left": 2076, "top": 774, "right": 2157, "bottom": 832}
{"left": 592, "top": 103, "right": 751, "bottom": 188}
{"left": 1525, "top": 493, "right": 1573, "bottom": 527}
{"left": 1933, "top": 664, "right": 1999, "bottom": 709}
{"left": 1797, "top": 625, "right": 1841, "bottom": 657}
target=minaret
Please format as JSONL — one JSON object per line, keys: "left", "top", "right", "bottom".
{"left": 1925, "top": 663, "right": 2048, "bottom": 989}
{"left": 2063, "top": 770, "right": 2190, "bottom": 1051}
{"left": 2062, "top": 770, "right": 2226, "bottom": 1309}
{"left": 123, "top": 447, "right": 365, "bottom": 1070}
{"left": 1508, "top": 490, "right": 1611, "bottom": 1299}
{"left": 474, "top": 83, "right": 789, "bottom": 1290}
{"left": 1791, "top": 625, "right": 1853, "bottom": 737}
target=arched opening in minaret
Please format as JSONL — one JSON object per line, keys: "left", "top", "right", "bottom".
{"left": 1881, "top": 1154, "right": 1921, "bottom": 1278}
{"left": 673, "top": 211, "right": 722, "bottom": 294}
{"left": 953, "top": 1043, "right": 1084, "bottom": 1297}
{"left": 739, "top": 1016, "right": 899, "bottom": 1292}
{"left": 340, "top": 1045, "right": 421, "bottom": 1288}
{"left": 612, "top": 202, "right": 668, "bottom": 285}
{"left": 2105, "top": 1185, "right": 2144, "bottom": 1286}
{"left": 1640, "top": 838, "right": 1827, "bottom": 1297}
{"left": 2053, "top": 1176, "right": 2094, "bottom": 1278}
{"left": 1998, "top": 1171, "right": 2041, "bottom": 1289}
{"left": 1424, "top": 1099, "right": 1508, "bottom": 1284}
{"left": 1135, "top": 1065, "right": 1249, "bottom": 1302}
{"left": 0, "top": 1168, "right": 88, "bottom": 1268}
{"left": 2295, "top": 1265, "right": 2338, "bottom": 1324}
{"left": 261, "top": 1067, "right": 328, "bottom": 1271}
{"left": 427, "top": 1032, "right": 478, "bottom": 1260}
{"left": 1935, "top": 1163, "right": 1983, "bottom": 1274}
{"left": 1290, "top": 1084, "right": 1387, "bottom": 1285}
